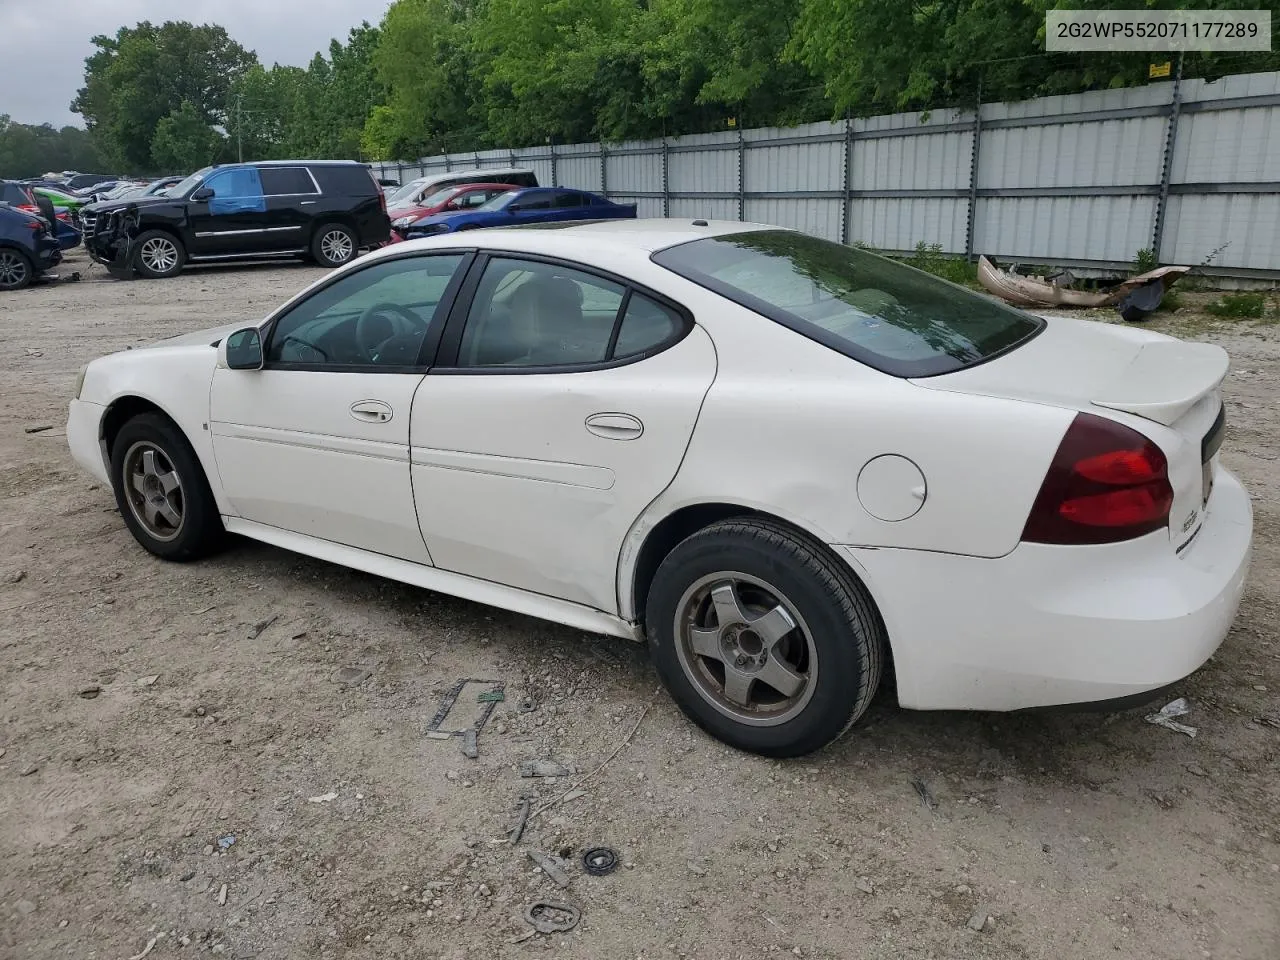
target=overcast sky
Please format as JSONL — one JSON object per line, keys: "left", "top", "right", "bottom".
{"left": 0, "top": 0, "right": 395, "bottom": 127}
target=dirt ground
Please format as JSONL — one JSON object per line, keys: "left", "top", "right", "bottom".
{"left": 2, "top": 249, "right": 1278, "bottom": 960}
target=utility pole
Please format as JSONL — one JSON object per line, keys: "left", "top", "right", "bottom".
{"left": 236, "top": 95, "right": 243, "bottom": 163}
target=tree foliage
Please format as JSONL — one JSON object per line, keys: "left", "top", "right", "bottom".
{"left": 7, "top": 0, "right": 1271, "bottom": 178}
{"left": 0, "top": 117, "right": 103, "bottom": 179}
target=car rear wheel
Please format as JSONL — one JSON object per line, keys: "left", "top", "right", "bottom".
{"left": 0, "top": 248, "right": 34, "bottom": 290}
{"left": 133, "top": 230, "right": 185, "bottom": 279}
{"left": 313, "top": 224, "right": 357, "bottom": 267}
{"left": 110, "top": 412, "right": 223, "bottom": 561}
{"left": 645, "top": 518, "right": 884, "bottom": 757}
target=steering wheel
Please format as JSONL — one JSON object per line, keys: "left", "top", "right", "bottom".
{"left": 355, "top": 302, "right": 425, "bottom": 361}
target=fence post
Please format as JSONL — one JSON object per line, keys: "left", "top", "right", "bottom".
{"left": 600, "top": 144, "right": 608, "bottom": 197}
{"left": 661, "top": 140, "right": 670, "bottom": 217}
{"left": 737, "top": 131, "right": 746, "bottom": 221}
{"left": 964, "top": 76, "right": 983, "bottom": 261}
{"left": 550, "top": 143, "right": 558, "bottom": 187}
{"left": 510, "top": 149, "right": 517, "bottom": 169}
{"left": 841, "top": 116, "right": 853, "bottom": 245}
{"left": 443, "top": 153, "right": 452, "bottom": 171}
{"left": 1152, "top": 52, "right": 1184, "bottom": 264}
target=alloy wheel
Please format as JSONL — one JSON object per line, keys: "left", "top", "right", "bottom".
{"left": 321, "top": 230, "right": 353, "bottom": 263}
{"left": 139, "top": 237, "right": 178, "bottom": 274}
{"left": 673, "top": 572, "right": 818, "bottom": 727}
{"left": 0, "top": 250, "right": 30, "bottom": 289}
{"left": 122, "top": 441, "right": 185, "bottom": 542}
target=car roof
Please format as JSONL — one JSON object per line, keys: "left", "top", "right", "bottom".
{"left": 377, "top": 218, "right": 771, "bottom": 257}
{"left": 242, "top": 159, "right": 365, "bottom": 167}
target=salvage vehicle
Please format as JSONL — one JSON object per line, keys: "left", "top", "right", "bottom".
{"left": 31, "top": 185, "right": 87, "bottom": 213}
{"left": 386, "top": 167, "right": 538, "bottom": 213}
{"left": 66, "top": 220, "right": 1252, "bottom": 756}
{"left": 402, "top": 187, "right": 636, "bottom": 236}
{"left": 0, "top": 203, "right": 62, "bottom": 290}
{"left": 82, "top": 160, "right": 390, "bottom": 278}
{"left": 389, "top": 182, "right": 525, "bottom": 239}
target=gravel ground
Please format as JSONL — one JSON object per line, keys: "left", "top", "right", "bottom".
{"left": 1, "top": 249, "right": 1278, "bottom": 960}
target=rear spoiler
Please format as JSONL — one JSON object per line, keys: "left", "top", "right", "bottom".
{"left": 1091, "top": 340, "right": 1228, "bottom": 426}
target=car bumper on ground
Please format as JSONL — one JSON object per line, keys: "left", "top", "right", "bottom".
{"left": 67, "top": 399, "right": 109, "bottom": 485}
{"left": 837, "top": 464, "right": 1253, "bottom": 712}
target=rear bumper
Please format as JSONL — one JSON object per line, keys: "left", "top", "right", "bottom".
{"left": 837, "top": 465, "right": 1253, "bottom": 711}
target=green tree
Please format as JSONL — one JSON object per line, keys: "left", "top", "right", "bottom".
{"left": 0, "top": 116, "right": 104, "bottom": 179}
{"left": 73, "top": 21, "right": 256, "bottom": 170}
{"left": 150, "top": 102, "right": 226, "bottom": 171}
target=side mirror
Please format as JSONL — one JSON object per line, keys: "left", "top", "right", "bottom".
{"left": 192, "top": 186, "right": 215, "bottom": 202}
{"left": 224, "top": 327, "right": 263, "bottom": 370}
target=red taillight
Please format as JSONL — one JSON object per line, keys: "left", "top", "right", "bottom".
{"left": 17, "top": 204, "right": 38, "bottom": 213}
{"left": 1022, "top": 412, "right": 1173, "bottom": 544}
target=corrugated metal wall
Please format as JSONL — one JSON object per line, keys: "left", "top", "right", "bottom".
{"left": 373, "top": 69, "right": 1280, "bottom": 278}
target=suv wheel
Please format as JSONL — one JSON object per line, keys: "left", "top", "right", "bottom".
{"left": 645, "top": 519, "right": 885, "bottom": 757}
{"left": 313, "top": 224, "right": 356, "bottom": 267}
{"left": 0, "top": 248, "right": 33, "bottom": 290}
{"left": 134, "top": 231, "right": 185, "bottom": 279}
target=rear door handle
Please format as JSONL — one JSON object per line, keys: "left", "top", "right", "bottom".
{"left": 585, "top": 412, "right": 643, "bottom": 440}
{"left": 350, "top": 400, "right": 394, "bottom": 423}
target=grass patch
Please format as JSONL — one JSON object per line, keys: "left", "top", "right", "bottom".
{"left": 903, "top": 242, "right": 979, "bottom": 288}
{"left": 1205, "top": 292, "right": 1266, "bottom": 318}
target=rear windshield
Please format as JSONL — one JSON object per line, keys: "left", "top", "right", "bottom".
{"left": 652, "top": 230, "right": 1043, "bottom": 377}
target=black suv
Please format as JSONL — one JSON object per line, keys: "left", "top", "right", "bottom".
{"left": 83, "top": 160, "right": 390, "bottom": 279}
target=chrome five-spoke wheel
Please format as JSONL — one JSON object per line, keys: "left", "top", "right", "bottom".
{"left": 676, "top": 573, "right": 817, "bottom": 726}
{"left": 122, "top": 441, "right": 184, "bottom": 542}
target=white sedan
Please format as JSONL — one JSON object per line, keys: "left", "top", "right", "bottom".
{"left": 67, "top": 220, "right": 1252, "bottom": 756}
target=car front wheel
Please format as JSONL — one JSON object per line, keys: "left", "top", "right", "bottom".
{"left": 645, "top": 518, "right": 885, "bottom": 757}
{"left": 0, "top": 248, "right": 34, "bottom": 290}
{"left": 110, "top": 412, "right": 223, "bottom": 560}
{"left": 133, "top": 230, "right": 185, "bottom": 279}
{"left": 313, "top": 224, "right": 357, "bottom": 267}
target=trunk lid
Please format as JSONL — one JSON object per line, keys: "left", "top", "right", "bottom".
{"left": 915, "top": 314, "right": 1227, "bottom": 549}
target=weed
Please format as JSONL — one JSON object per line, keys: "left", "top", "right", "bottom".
{"left": 1205, "top": 292, "right": 1266, "bottom": 318}
{"left": 1156, "top": 289, "right": 1183, "bottom": 313}
{"left": 903, "top": 241, "right": 978, "bottom": 287}
{"left": 1134, "top": 247, "right": 1158, "bottom": 273}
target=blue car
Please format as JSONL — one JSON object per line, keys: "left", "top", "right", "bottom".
{"left": 0, "top": 203, "right": 63, "bottom": 290}
{"left": 403, "top": 187, "right": 636, "bottom": 238}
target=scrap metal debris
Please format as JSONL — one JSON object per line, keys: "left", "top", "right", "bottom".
{"left": 426, "top": 678, "right": 505, "bottom": 735}
{"left": 523, "top": 901, "right": 580, "bottom": 934}
{"left": 476, "top": 690, "right": 505, "bottom": 703}
{"left": 23, "top": 425, "right": 54, "bottom": 434}
{"left": 461, "top": 728, "right": 478, "bottom": 760}
{"left": 528, "top": 850, "right": 572, "bottom": 889}
{"left": 246, "top": 615, "right": 278, "bottom": 640}
{"left": 508, "top": 796, "right": 532, "bottom": 845}
{"left": 582, "top": 847, "right": 619, "bottom": 876}
{"left": 1145, "top": 697, "right": 1198, "bottom": 738}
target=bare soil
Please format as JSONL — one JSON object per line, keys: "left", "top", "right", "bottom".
{"left": 2, "top": 250, "right": 1278, "bottom": 960}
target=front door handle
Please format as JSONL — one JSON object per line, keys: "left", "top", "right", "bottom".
{"left": 585, "top": 412, "right": 643, "bottom": 440}
{"left": 350, "top": 400, "right": 394, "bottom": 423}
{"left": 300, "top": 201, "right": 317, "bottom": 205}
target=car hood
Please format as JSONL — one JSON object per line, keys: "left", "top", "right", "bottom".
{"left": 390, "top": 205, "right": 431, "bottom": 221}
{"left": 85, "top": 195, "right": 175, "bottom": 214}
{"left": 143, "top": 321, "right": 245, "bottom": 350}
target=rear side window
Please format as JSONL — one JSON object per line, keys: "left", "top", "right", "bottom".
{"left": 311, "top": 165, "right": 379, "bottom": 197}
{"left": 614, "top": 295, "right": 682, "bottom": 359}
{"left": 652, "top": 230, "right": 1044, "bottom": 377}
{"left": 259, "top": 167, "right": 318, "bottom": 196}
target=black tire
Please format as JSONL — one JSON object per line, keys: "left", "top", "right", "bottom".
{"left": 132, "top": 230, "right": 185, "bottom": 279}
{"left": 645, "top": 518, "right": 885, "bottom": 757}
{"left": 109, "top": 412, "right": 223, "bottom": 561}
{"left": 0, "top": 247, "right": 34, "bottom": 291}
{"left": 311, "top": 223, "right": 357, "bottom": 267}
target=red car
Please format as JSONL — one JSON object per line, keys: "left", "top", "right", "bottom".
{"left": 388, "top": 182, "right": 518, "bottom": 242}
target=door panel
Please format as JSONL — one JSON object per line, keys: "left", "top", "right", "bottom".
{"left": 189, "top": 167, "right": 269, "bottom": 255}
{"left": 210, "top": 370, "right": 429, "bottom": 562}
{"left": 409, "top": 326, "right": 718, "bottom": 611}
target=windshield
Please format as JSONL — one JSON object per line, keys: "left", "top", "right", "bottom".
{"left": 477, "top": 190, "right": 519, "bottom": 211}
{"left": 387, "top": 179, "right": 427, "bottom": 206}
{"left": 167, "top": 168, "right": 212, "bottom": 198}
{"left": 652, "top": 230, "right": 1043, "bottom": 377}
{"left": 420, "top": 187, "right": 459, "bottom": 209}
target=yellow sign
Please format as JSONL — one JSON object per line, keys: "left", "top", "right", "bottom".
{"left": 1149, "top": 61, "right": 1172, "bottom": 78}
{"left": 727, "top": 117, "right": 737, "bottom": 128}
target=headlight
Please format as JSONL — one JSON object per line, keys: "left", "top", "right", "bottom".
{"left": 74, "top": 364, "right": 88, "bottom": 399}
{"left": 392, "top": 216, "right": 417, "bottom": 228}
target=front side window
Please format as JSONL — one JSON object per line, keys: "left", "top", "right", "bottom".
{"left": 652, "top": 230, "right": 1044, "bottom": 377}
{"left": 259, "top": 166, "right": 318, "bottom": 196}
{"left": 456, "top": 258, "right": 625, "bottom": 367}
{"left": 204, "top": 167, "right": 265, "bottom": 215}
{"left": 267, "top": 254, "right": 464, "bottom": 368}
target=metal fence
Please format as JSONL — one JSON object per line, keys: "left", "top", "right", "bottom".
{"left": 373, "top": 69, "right": 1280, "bottom": 280}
